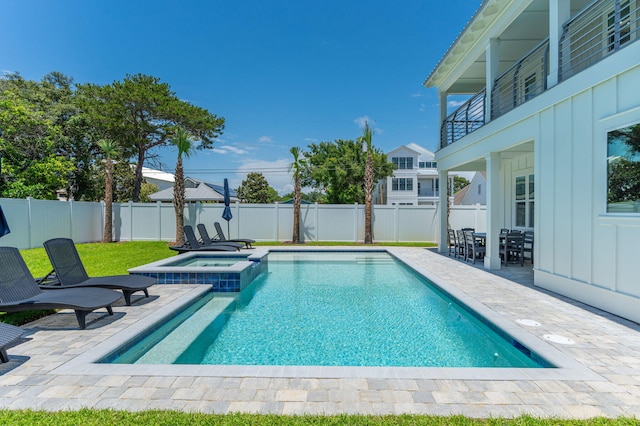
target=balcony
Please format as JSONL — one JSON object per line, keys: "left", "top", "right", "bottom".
{"left": 440, "top": 0, "right": 639, "bottom": 149}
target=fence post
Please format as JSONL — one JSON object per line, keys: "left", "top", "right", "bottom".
{"left": 354, "top": 203, "right": 358, "bottom": 242}
{"left": 128, "top": 200, "right": 133, "bottom": 241}
{"left": 157, "top": 201, "right": 162, "bottom": 241}
{"left": 26, "top": 197, "right": 33, "bottom": 248}
{"left": 314, "top": 202, "right": 319, "bottom": 242}
{"left": 69, "top": 199, "right": 74, "bottom": 240}
{"left": 274, "top": 202, "right": 279, "bottom": 241}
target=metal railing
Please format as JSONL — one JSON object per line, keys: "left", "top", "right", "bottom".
{"left": 440, "top": 89, "right": 486, "bottom": 149}
{"left": 560, "top": 0, "right": 639, "bottom": 81}
{"left": 491, "top": 39, "right": 549, "bottom": 120}
{"left": 440, "top": 0, "right": 640, "bottom": 148}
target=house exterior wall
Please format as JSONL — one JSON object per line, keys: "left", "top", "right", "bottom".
{"left": 436, "top": 40, "right": 640, "bottom": 322}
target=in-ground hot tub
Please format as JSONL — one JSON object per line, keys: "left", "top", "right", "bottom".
{"left": 128, "top": 249, "right": 269, "bottom": 292}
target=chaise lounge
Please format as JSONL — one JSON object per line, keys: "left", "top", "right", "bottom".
{"left": 213, "top": 222, "right": 255, "bottom": 249}
{"left": 169, "top": 225, "right": 241, "bottom": 253}
{"left": 41, "top": 238, "right": 156, "bottom": 306}
{"left": 0, "top": 322, "right": 24, "bottom": 363}
{"left": 0, "top": 247, "right": 122, "bottom": 329}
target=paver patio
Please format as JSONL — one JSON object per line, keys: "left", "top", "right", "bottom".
{"left": 1, "top": 247, "right": 639, "bottom": 418}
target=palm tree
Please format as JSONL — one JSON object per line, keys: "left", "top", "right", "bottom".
{"left": 289, "top": 146, "right": 303, "bottom": 244}
{"left": 97, "top": 139, "right": 118, "bottom": 243}
{"left": 360, "top": 121, "right": 374, "bottom": 244}
{"left": 171, "top": 127, "right": 194, "bottom": 246}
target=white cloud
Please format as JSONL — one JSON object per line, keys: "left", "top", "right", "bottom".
{"left": 447, "top": 100, "right": 465, "bottom": 108}
{"left": 353, "top": 116, "right": 372, "bottom": 128}
{"left": 235, "top": 158, "right": 293, "bottom": 195}
{"left": 353, "top": 116, "right": 383, "bottom": 135}
{"left": 258, "top": 136, "right": 272, "bottom": 143}
{"left": 411, "top": 92, "right": 424, "bottom": 98}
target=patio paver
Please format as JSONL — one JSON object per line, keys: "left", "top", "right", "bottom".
{"left": 1, "top": 247, "right": 640, "bottom": 418}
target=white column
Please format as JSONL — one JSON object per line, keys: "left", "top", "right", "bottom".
{"left": 438, "top": 169, "right": 449, "bottom": 252}
{"left": 438, "top": 90, "right": 447, "bottom": 148}
{"left": 484, "top": 153, "right": 502, "bottom": 270}
{"left": 485, "top": 38, "right": 500, "bottom": 122}
{"left": 548, "top": 0, "right": 571, "bottom": 87}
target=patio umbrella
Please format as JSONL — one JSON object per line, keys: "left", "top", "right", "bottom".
{"left": 0, "top": 205, "right": 10, "bottom": 238}
{"left": 221, "top": 178, "right": 232, "bottom": 237}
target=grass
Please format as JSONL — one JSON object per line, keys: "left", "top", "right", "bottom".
{"left": 0, "top": 411, "right": 636, "bottom": 425}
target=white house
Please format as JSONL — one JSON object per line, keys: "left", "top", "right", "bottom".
{"left": 425, "top": 0, "right": 640, "bottom": 322}
{"left": 453, "top": 172, "right": 486, "bottom": 205}
{"left": 142, "top": 167, "right": 175, "bottom": 191}
{"left": 376, "top": 143, "right": 453, "bottom": 205}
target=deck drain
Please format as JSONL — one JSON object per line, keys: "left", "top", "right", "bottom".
{"left": 543, "top": 334, "right": 575, "bottom": 345}
{"left": 516, "top": 319, "right": 541, "bottom": 327}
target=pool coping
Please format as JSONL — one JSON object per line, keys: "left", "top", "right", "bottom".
{"left": 51, "top": 247, "right": 603, "bottom": 382}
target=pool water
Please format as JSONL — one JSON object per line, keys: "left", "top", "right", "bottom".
{"left": 108, "top": 251, "right": 546, "bottom": 368}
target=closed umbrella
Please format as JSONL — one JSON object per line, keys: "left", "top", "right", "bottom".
{"left": 0, "top": 205, "right": 10, "bottom": 238}
{"left": 222, "top": 178, "right": 232, "bottom": 237}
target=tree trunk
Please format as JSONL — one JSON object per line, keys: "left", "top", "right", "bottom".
{"left": 132, "top": 149, "right": 145, "bottom": 202}
{"left": 364, "top": 152, "right": 374, "bottom": 244}
{"left": 292, "top": 176, "right": 301, "bottom": 244}
{"left": 174, "top": 158, "right": 185, "bottom": 246}
{"left": 103, "top": 161, "right": 113, "bottom": 243}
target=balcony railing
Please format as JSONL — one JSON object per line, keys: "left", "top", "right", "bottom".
{"left": 491, "top": 39, "right": 549, "bottom": 120}
{"left": 440, "top": 89, "right": 485, "bottom": 148}
{"left": 560, "top": 0, "right": 639, "bottom": 81}
{"left": 440, "top": 0, "right": 639, "bottom": 149}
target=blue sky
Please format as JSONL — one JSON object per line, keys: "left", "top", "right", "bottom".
{"left": 1, "top": 0, "right": 480, "bottom": 194}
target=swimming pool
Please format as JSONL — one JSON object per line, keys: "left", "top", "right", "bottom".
{"left": 104, "top": 251, "right": 549, "bottom": 368}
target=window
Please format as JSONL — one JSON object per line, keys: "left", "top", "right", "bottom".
{"left": 515, "top": 174, "right": 534, "bottom": 227}
{"left": 391, "top": 156, "right": 414, "bottom": 169}
{"left": 392, "top": 178, "right": 413, "bottom": 191}
{"left": 477, "top": 184, "right": 482, "bottom": 196}
{"left": 607, "top": 122, "right": 640, "bottom": 213}
{"left": 418, "top": 161, "right": 437, "bottom": 169}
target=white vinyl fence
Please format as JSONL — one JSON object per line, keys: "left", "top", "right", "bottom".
{"left": 0, "top": 198, "right": 486, "bottom": 249}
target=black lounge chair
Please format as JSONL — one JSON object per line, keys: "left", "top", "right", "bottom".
{"left": 0, "top": 322, "right": 23, "bottom": 363}
{"left": 169, "top": 225, "right": 241, "bottom": 253}
{"left": 197, "top": 224, "right": 246, "bottom": 250}
{"left": 42, "top": 238, "right": 156, "bottom": 306}
{"left": 0, "top": 247, "right": 122, "bottom": 329}
{"left": 213, "top": 222, "right": 255, "bottom": 249}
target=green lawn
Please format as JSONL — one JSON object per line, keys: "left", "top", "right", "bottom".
{"left": 0, "top": 411, "right": 635, "bottom": 425}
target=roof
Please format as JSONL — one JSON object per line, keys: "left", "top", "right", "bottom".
{"left": 149, "top": 177, "right": 239, "bottom": 202}
{"left": 141, "top": 167, "right": 174, "bottom": 183}
{"left": 387, "top": 143, "right": 435, "bottom": 160}
{"left": 423, "top": 0, "right": 589, "bottom": 93}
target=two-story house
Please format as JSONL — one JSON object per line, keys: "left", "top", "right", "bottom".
{"left": 425, "top": 0, "right": 640, "bottom": 322}
{"left": 376, "top": 143, "right": 453, "bottom": 205}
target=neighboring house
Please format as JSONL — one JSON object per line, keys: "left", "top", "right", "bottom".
{"left": 376, "top": 143, "right": 453, "bottom": 205}
{"left": 425, "top": 0, "right": 640, "bottom": 322}
{"left": 453, "top": 172, "right": 486, "bottom": 205}
{"left": 142, "top": 167, "right": 175, "bottom": 191}
{"left": 149, "top": 177, "right": 239, "bottom": 202}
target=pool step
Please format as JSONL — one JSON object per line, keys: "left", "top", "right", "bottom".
{"left": 135, "top": 297, "right": 235, "bottom": 364}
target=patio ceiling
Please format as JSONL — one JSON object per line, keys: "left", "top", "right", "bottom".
{"left": 425, "top": 0, "right": 592, "bottom": 94}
